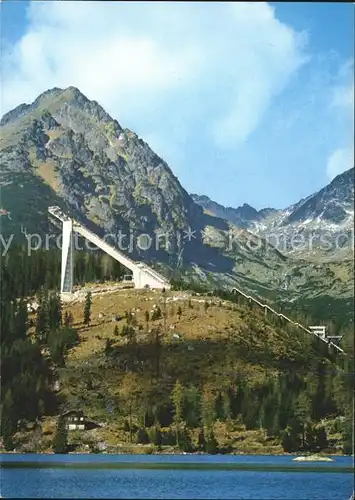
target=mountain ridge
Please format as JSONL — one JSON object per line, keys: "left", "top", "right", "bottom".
{"left": 1, "top": 86, "right": 353, "bottom": 312}
{"left": 192, "top": 167, "right": 354, "bottom": 259}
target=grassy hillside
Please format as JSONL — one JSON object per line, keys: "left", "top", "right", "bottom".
{"left": 10, "top": 285, "right": 353, "bottom": 455}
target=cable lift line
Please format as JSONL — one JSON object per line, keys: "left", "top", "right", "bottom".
{"left": 230, "top": 286, "right": 346, "bottom": 354}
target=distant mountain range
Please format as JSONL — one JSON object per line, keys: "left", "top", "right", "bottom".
{"left": 1, "top": 87, "right": 353, "bottom": 316}
{"left": 192, "top": 167, "right": 354, "bottom": 259}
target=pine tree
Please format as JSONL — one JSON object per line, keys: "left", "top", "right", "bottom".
{"left": 83, "top": 291, "right": 92, "bottom": 325}
{"left": 150, "top": 327, "right": 161, "bottom": 378}
{"left": 35, "top": 290, "right": 50, "bottom": 345}
{"left": 204, "top": 430, "right": 218, "bottom": 454}
{"left": 48, "top": 292, "right": 62, "bottom": 331}
{"left": 47, "top": 327, "right": 79, "bottom": 366}
{"left": 280, "top": 425, "right": 301, "bottom": 452}
{"left": 265, "top": 378, "right": 282, "bottom": 436}
{"left": 104, "top": 338, "right": 114, "bottom": 357}
{"left": 201, "top": 385, "right": 216, "bottom": 436}
{"left": 172, "top": 380, "right": 185, "bottom": 448}
{"left": 52, "top": 417, "right": 68, "bottom": 454}
{"left": 112, "top": 259, "right": 124, "bottom": 281}
{"left": 185, "top": 385, "right": 201, "bottom": 428}
{"left": 64, "top": 311, "right": 70, "bottom": 327}
{"left": 120, "top": 373, "right": 142, "bottom": 443}
{"left": 13, "top": 298, "right": 28, "bottom": 341}
{"left": 215, "top": 392, "right": 226, "bottom": 421}
{"left": 293, "top": 392, "right": 312, "bottom": 449}
{"left": 1, "top": 390, "right": 16, "bottom": 451}
{"left": 197, "top": 427, "right": 205, "bottom": 449}
{"left": 178, "top": 426, "right": 193, "bottom": 452}
{"left": 136, "top": 428, "right": 149, "bottom": 444}
{"left": 125, "top": 324, "right": 139, "bottom": 369}
{"left": 150, "top": 426, "right": 162, "bottom": 447}
{"left": 151, "top": 306, "right": 162, "bottom": 321}
{"left": 314, "top": 425, "right": 328, "bottom": 451}
{"left": 240, "top": 385, "right": 259, "bottom": 429}
{"left": 305, "top": 422, "right": 316, "bottom": 451}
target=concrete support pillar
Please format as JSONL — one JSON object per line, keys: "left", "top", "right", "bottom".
{"left": 61, "top": 219, "right": 74, "bottom": 293}
{"left": 133, "top": 269, "right": 141, "bottom": 288}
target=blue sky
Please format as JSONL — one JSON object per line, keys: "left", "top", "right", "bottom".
{"left": 1, "top": 1, "right": 353, "bottom": 209}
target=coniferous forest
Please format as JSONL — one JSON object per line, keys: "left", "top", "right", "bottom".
{"left": 0, "top": 245, "right": 354, "bottom": 454}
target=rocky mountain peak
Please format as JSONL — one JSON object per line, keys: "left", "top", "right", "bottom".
{"left": 192, "top": 168, "right": 354, "bottom": 259}
{"left": 235, "top": 203, "right": 259, "bottom": 220}
{"left": 285, "top": 167, "right": 354, "bottom": 225}
{"left": 1, "top": 86, "right": 121, "bottom": 132}
{"left": 191, "top": 194, "right": 276, "bottom": 228}
{"left": 0, "top": 86, "right": 205, "bottom": 265}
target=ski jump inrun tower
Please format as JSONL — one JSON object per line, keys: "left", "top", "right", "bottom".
{"left": 48, "top": 206, "right": 170, "bottom": 294}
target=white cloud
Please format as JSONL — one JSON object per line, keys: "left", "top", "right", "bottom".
{"left": 330, "top": 60, "right": 354, "bottom": 113}
{"left": 212, "top": 3, "right": 308, "bottom": 146}
{"left": 326, "top": 147, "right": 354, "bottom": 180}
{"left": 2, "top": 5, "right": 201, "bottom": 120}
{"left": 326, "top": 59, "right": 354, "bottom": 181}
{"left": 2, "top": 1, "right": 308, "bottom": 150}
{"left": 331, "top": 83, "right": 354, "bottom": 110}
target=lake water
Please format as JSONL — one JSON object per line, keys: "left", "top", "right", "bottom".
{"left": 0, "top": 454, "right": 353, "bottom": 499}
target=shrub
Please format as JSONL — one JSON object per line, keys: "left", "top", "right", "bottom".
{"left": 151, "top": 307, "right": 162, "bottom": 321}
{"left": 149, "top": 427, "right": 162, "bottom": 446}
{"left": 136, "top": 428, "right": 150, "bottom": 444}
{"left": 204, "top": 430, "right": 218, "bottom": 454}
{"left": 52, "top": 418, "right": 68, "bottom": 454}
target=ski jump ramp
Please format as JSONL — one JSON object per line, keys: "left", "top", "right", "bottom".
{"left": 48, "top": 206, "right": 171, "bottom": 293}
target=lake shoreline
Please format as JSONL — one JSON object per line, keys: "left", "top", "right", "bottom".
{"left": 1, "top": 459, "right": 353, "bottom": 474}
{"left": 2, "top": 454, "right": 353, "bottom": 500}
{"left": 0, "top": 449, "right": 350, "bottom": 456}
